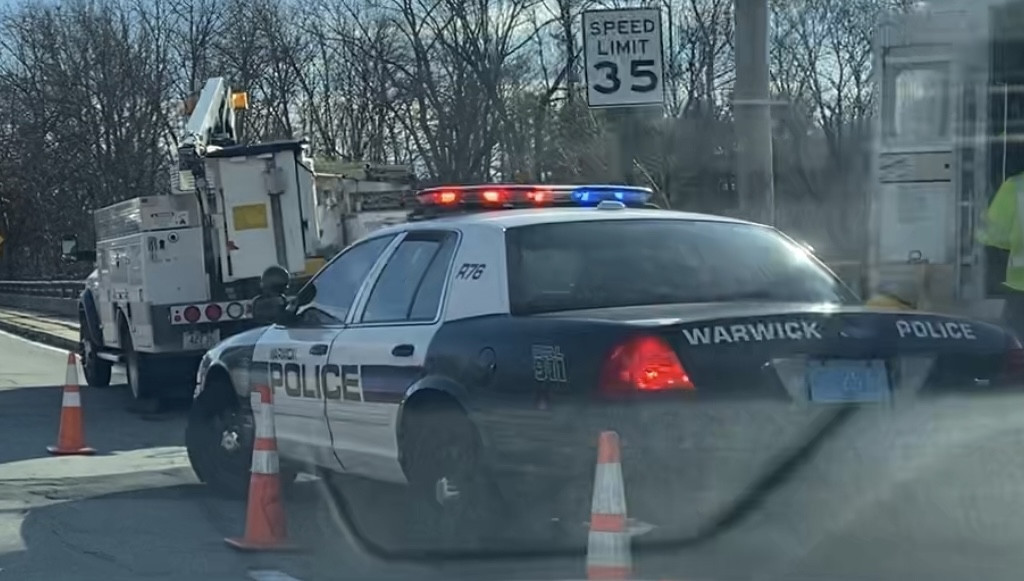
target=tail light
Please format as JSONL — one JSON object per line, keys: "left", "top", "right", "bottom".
{"left": 183, "top": 306, "right": 201, "bottom": 323}
{"left": 205, "top": 303, "right": 223, "bottom": 321}
{"left": 1003, "top": 335, "right": 1024, "bottom": 383}
{"left": 599, "top": 335, "right": 694, "bottom": 396}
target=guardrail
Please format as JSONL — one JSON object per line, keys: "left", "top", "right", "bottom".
{"left": 0, "top": 280, "right": 84, "bottom": 318}
{"left": 0, "top": 280, "right": 84, "bottom": 299}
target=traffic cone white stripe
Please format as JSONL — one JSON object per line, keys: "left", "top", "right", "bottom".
{"left": 586, "top": 531, "right": 632, "bottom": 567}
{"left": 591, "top": 463, "right": 626, "bottom": 514}
{"left": 254, "top": 404, "right": 276, "bottom": 439}
{"left": 61, "top": 390, "right": 81, "bottom": 408}
{"left": 251, "top": 450, "right": 280, "bottom": 475}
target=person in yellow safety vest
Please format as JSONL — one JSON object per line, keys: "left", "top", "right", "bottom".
{"left": 865, "top": 287, "right": 914, "bottom": 310}
{"left": 978, "top": 173, "right": 1024, "bottom": 336}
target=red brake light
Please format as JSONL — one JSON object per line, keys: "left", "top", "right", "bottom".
{"left": 600, "top": 335, "right": 694, "bottom": 395}
{"left": 205, "top": 303, "right": 223, "bottom": 321}
{"left": 183, "top": 306, "right": 201, "bottom": 323}
{"left": 1003, "top": 336, "right": 1024, "bottom": 383}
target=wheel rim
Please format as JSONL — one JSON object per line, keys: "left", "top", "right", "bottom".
{"left": 210, "top": 407, "right": 253, "bottom": 480}
{"left": 428, "top": 425, "right": 488, "bottom": 538}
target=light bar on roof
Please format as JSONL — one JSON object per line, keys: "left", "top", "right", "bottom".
{"left": 415, "top": 184, "right": 653, "bottom": 209}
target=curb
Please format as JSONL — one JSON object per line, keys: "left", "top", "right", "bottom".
{"left": 0, "top": 317, "right": 78, "bottom": 352}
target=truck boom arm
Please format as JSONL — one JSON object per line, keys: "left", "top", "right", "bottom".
{"left": 177, "top": 78, "right": 246, "bottom": 187}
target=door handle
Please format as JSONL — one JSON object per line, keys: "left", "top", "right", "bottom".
{"left": 392, "top": 344, "right": 414, "bottom": 357}
{"left": 309, "top": 344, "right": 328, "bottom": 356}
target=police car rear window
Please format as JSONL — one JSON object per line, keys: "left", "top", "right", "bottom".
{"left": 505, "top": 219, "right": 856, "bottom": 315}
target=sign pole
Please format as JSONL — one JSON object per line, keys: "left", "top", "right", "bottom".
{"left": 734, "top": 0, "right": 775, "bottom": 225}
{"left": 582, "top": 7, "right": 666, "bottom": 187}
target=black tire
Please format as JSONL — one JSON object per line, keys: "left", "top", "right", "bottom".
{"left": 186, "top": 378, "right": 298, "bottom": 499}
{"left": 120, "top": 318, "right": 157, "bottom": 402}
{"left": 402, "top": 402, "right": 505, "bottom": 549}
{"left": 186, "top": 384, "right": 255, "bottom": 499}
{"left": 79, "top": 316, "right": 112, "bottom": 388}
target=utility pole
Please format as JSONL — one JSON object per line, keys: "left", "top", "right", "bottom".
{"left": 733, "top": 0, "right": 775, "bottom": 224}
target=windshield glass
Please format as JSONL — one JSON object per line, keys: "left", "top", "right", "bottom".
{"left": 506, "top": 218, "right": 857, "bottom": 315}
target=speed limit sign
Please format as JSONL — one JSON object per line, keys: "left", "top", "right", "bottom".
{"left": 582, "top": 8, "right": 665, "bottom": 109}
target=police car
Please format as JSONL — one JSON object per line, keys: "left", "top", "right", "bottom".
{"left": 185, "top": 183, "right": 1024, "bottom": 542}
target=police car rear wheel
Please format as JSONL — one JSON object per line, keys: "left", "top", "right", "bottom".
{"left": 404, "top": 405, "right": 503, "bottom": 547}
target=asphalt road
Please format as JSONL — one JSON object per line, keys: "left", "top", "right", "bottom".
{"left": 5, "top": 326, "right": 1024, "bottom": 580}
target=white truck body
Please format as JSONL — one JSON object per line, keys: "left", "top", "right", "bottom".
{"left": 313, "top": 171, "right": 412, "bottom": 258}
{"left": 76, "top": 77, "right": 417, "bottom": 401}
{"left": 93, "top": 196, "right": 211, "bottom": 351}
{"left": 871, "top": 0, "right": 1024, "bottom": 320}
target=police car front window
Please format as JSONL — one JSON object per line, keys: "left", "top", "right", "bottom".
{"left": 301, "top": 234, "right": 396, "bottom": 323}
{"left": 506, "top": 219, "right": 854, "bottom": 314}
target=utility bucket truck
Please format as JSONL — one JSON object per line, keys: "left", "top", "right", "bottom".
{"left": 61, "top": 77, "right": 415, "bottom": 406}
{"left": 871, "top": 0, "right": 1024, "bottom": 319}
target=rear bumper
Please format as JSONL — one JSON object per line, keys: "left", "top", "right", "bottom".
{"left": 474, "top": 389, "right": 1024, "bottom": 538}
{"left": 476, "top": 400, "right": 835, "bottom": 529}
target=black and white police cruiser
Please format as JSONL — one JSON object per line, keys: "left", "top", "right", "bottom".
{"left": 185, "top": 183, "right": 1024, "bottom": 542}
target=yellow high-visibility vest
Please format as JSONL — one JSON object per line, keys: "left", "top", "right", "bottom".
{"left": 866, "top": 293, "right": 914, "bottom": 310}
{"left": 978, "top": 174, "right": 1024, "bottom": 291}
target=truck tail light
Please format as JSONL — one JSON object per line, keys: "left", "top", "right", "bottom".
{"left": 205, "top": 303, "right": 223, "bottom": 321}
{"left": 183, "top": 306, "right": 201, "bottom": 323}
{"left": 599, "top": 335, "right": 694, "bottom": 396}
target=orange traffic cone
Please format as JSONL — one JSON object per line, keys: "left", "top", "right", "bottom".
{"left": 225, "top": 384, "right": 295, "bottom": 551}
{"left": 587, "top": 431, "right": 631, "bottom": 580}
{"left": 47, "top": 352, "right": 95, "bottom": 456}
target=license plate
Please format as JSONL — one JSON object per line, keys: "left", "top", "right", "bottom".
{"left": 183, "top": 329, "right": 220, "bottom": 351}
{"left": 807, "top": 359, "right": 889, "bottom": 403}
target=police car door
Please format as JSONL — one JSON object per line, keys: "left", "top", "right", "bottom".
{"left": 252, "top": 234, "right": 399, "bottom": 468}
{"left": 325, "top": 229, "right": 459, "bottom": 481}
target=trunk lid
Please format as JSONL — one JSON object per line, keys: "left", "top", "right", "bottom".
{"left": 537, "top": 302, "right": 1015, "bottom": 400}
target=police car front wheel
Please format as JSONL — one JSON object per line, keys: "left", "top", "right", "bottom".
{"left": 186, "top": 387, "right": 298, "bottom": 499}
{"left": 403, "top": 404, "right": 505, "bottom": 547}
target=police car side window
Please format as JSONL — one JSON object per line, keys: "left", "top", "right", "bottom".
{"left": 408, "top": 234, "right": 457, "bottom": 321}
{"left": 298, "top": 235, "right": 396, "bottom": 324}
{"left": 361, "top": 231, "right": 455, "bottom": 324}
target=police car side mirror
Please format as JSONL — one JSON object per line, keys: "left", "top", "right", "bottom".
{"left": 295, "top": 282, "right": 316, "bottom": 307}
{"left": 252, "top": 295, "right": 288, "bottom": 324}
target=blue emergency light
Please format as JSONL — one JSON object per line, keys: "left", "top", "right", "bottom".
{"left": 414, "top": 184, "right": 654, "bottom": 211}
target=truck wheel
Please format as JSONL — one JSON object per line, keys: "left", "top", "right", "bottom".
{"left": 79, "top": 319, "right": 111, "bottom": 388}
{"left": 120, "top": 321, "right": 158, "bottom": 403}
{"left": 402, "top": 401, "right": 505, "bottom": 548}
{"left": 186, "top": 377, "right": 297, "bottom": 499}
